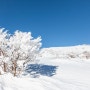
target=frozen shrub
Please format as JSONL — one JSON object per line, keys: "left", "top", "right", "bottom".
{"left": 0, "top": 28, "right": 42, "bottom": 76}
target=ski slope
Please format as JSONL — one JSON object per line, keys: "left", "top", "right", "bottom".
{"left": 0, "top": 45, "right": 90, "bottom": 90}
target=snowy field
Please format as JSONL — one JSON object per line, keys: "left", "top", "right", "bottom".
{"left": 0, "top": 45, "right": 90, "bottom": 90}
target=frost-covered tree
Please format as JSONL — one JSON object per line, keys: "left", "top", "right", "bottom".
{"left": 0, "top": 28, "right": 42, "bottom": 76}
{"left": 8, "top": 31, "right": 42, "bottom": 76}
{"left": 0, "top": 28, "right": 10, "bottom": 74}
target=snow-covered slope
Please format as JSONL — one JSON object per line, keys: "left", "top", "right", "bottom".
{"left": 40, "top": 45, "right": 90, "bottom": 60}
{"left": 0, "top": 45, "right": 90, "bottom": 90}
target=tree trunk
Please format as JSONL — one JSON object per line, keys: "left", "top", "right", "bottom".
{"left": 12, "top": 61, "right": 17, "bottom": 76}
{"left": 14, "top": 66, "right": 16, "bottom": 77}
{"left": 11, "top": 66, "right": 14, "bottom": 71}
{"left": 4, "top": 62, "right": 7, "bottom": 72}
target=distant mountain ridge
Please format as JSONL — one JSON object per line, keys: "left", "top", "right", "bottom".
{"left": 39, "top": 45, "right": 90, "bottom": 59}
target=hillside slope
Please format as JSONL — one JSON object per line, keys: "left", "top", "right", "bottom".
{"left": 40, "top": 45, "right": 90, "bottom": 60}
{"left": 0, "top": 45, "right": 90, "bottom": 90}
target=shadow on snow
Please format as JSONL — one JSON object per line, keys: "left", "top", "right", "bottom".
{"left": 25, "top": 64, "right": 58, "bottom": 78}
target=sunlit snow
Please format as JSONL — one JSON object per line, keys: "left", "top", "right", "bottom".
{"left": 0, "top": 45, "right": 90, "bottom": 90}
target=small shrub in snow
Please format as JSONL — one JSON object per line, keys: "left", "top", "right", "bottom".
{"left": 0, "top": 28, "right": 42, "bottom": 76}
{"left": 79, "top": 51, "right": 90, "bottom": 59}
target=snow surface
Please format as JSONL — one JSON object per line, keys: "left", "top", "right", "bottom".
{"left": 0, "top": 45, "right": 90, "bottom": 90}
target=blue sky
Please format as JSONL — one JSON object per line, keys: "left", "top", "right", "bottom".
{"left": 0, "top": 0, "right": 90, "bottom": 47}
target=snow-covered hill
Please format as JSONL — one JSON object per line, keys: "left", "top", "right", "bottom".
{"left": 0, "top": 45, "right": 90, "bottom": 90}
{"left": 40, "top": 45, "right": 90, "bottom": 60}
